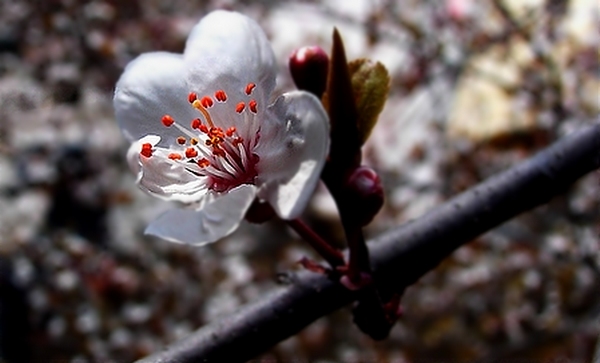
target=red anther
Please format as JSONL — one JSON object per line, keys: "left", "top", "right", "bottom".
{"left": 176, "top": 136, "right": 186, "bottom": 145}
{"left": 212, "top": 147, "right": 225, "bottom": 157}
{"left": 190, "top": 138, "right": 199, "bottom": 145}
{"left": 226, "top": 127, "right": 236, "bottom": 137}
{"left": 188, "top": 92, "right": 198, "bottom": 103}
{"left": 232, "top": 137, "right": 244, "bottom": 146}
{"left": 206, "top": 134, "right": 223, "bottom": 147}
{"left": 197, "top": 158, "right": 210, "bottom": 168}
{"left": 185, "top": 147, "right": 198, "bottom": 158}
{"left": 191, "top": 118, "right": 201, "bottom": 129}
{"left": 200, "top": 96, "right": 214, "bottom": 108}
{"left": 235, "top": 102, "right": 245, "bottom": 113}
{"left": 199, "top": 124, "right": 209, "bottom": 133}
{"left": 168, "top": 153, "right": 182, "bottom": 160}
{"left": 249, "top": 99, "right": 257, "bottom": 113}
{"left": 210, "top": 136, "right": 223, "bottom": 146}
{"left": 161, "top": 115, "right": 175, "bottom": 127}
{"left": 214, "top": 90, "right": 227, "bottom": 102}
{"left": 140, "top": 143, "right": 153, "bottom": 158}
{"left": 245, "top": 83, "right": 256, "bottom": 95}
{"left": 209, "top": 127, "right": 224, "bottom": 138}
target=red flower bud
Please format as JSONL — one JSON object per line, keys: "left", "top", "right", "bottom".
{"left": 344, "top": 166, "right": 384, "bottom": 226}
{"left": 289, "top": 46, "right": 329, "bottom": 98}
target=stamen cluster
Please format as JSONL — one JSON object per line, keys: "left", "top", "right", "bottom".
{"left": 141, "top": 83, "right": 261, "bottom": 193}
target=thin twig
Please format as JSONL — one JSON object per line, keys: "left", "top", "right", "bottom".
{"left": 287, "top": 219, "right": 345, "bottom": 268}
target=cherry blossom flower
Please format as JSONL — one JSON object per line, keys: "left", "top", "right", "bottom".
{"left": 114, "top": 11, "right": 329, "bottom": 245}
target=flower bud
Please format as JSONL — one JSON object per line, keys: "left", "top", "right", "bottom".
{"left": 289, "top": 46, "right": 329, "bottom": 98}
{"left": 344, "top": 166, "right": 384, "bottom": 226}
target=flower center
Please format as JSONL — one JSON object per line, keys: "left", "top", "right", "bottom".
{"left": 141, "top": 83, "right": 261, "bottom": 193}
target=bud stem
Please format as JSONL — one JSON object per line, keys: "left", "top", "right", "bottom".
{"left": 341, "top": 210, "right": 372, "bottom": 283}
{"left": 287, "top": 219, "right": 345, "bottom": 269}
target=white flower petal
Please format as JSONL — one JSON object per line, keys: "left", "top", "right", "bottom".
{"left": 256, "top": 91, "right": 330, "bottom": 219}
{"left": 183, "top": 11, "right": 276, "bottom": 103}
{"left": 127, "top": 135, "right": 207, "bottom": 203}
{"left": 144, "top": 184, "right": 257, "bottom": 245}
{"left": 127, "top": 135, "right": 161, "bottom": 176}
{"left": 114, "top": 52, "right": 197, "bottom": 146}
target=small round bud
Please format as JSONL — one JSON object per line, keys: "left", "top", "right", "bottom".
{"left": 289, "top": 46, "right": 329, "bottom": 98}
{"left": 344, "top": 166, "right": 384, "bottom": 226}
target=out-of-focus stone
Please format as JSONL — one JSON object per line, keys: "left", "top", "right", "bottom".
{"left": 447, "top": 39, "right": 537, "bottom": 142}
{"left": 502, "top": 0, "right": 546, "bottom": 20}
{"left": 561, "top": 0, "right": 599, "bottom": 47}
{"left": 47, "top": 63, "right": 81, "bottom": 104}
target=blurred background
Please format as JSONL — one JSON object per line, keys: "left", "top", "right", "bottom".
{"left": 0, "top": 0, "right": 598, "bottom": 362}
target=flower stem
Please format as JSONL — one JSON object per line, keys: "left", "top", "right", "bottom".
{"left": 287, "top": 219, "right": 345, "bottom": 269}
{"left": 339, "top": 206, "right": 372, "bottom": 284}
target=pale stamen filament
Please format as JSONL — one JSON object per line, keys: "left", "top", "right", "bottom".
{"left": 213, "top": 154, "right": 238, "bottom": 176}
{"left": 162, "top": 115, "right": 201, "bottom": 141}
{"left": 205, "top": 162, "right": 236, "bottom": 180}
{"left": 193, "top": 141, "right": 213, "bottom": 159}
{"left": 223, "top": 148, "right": 245, "bottom": 175}
{"left": 176, "top": 124, "right": 199, "bottom": 140}
{"left": 237, "top": 143, "right": 249, "bottom": 169}
{"left": 221, "top": 136, "right": 242, "bottom": 155}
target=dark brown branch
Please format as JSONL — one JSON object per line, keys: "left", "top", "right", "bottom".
{"left": 136, "top": 123, "right": 600, "bottom": 363}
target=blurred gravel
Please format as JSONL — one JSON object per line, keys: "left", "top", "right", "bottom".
{"left": 0, "top": 0, "right": 598, "bottom": 362}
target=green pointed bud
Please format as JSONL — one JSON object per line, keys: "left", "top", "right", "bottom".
{"left": 348, "top": 59, "right": 390, "bottom": 145}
